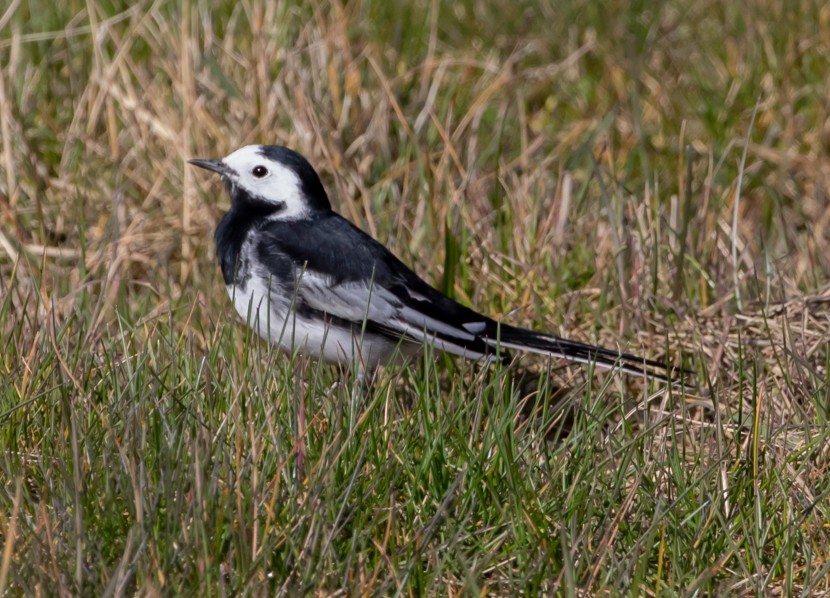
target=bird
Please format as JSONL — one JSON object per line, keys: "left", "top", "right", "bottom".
{"left": 189, "top": 145, "right": 676, "bottom": 381}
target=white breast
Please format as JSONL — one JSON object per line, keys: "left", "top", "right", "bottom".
{"left": 226, "top": 276, "right": 415, "bottom": 370}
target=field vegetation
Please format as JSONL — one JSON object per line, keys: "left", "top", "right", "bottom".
{"left": 1, "top": 0, "right": 829, "bottom": 594}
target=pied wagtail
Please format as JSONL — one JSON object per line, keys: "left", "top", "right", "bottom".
{"left": 190, "top": 145, "right": 675, "bottom": 380}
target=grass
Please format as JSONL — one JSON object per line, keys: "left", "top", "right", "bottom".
{"left": 1, "top": 0, "right": 830, "bottom": 594}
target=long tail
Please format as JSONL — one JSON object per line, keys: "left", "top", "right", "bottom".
{"left": 485, "top": 323, "right": 679, "bottom": 381}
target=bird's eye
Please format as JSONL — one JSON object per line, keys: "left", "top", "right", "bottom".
{"left": 252, "top": 165, "right": 268, "bottom": 178}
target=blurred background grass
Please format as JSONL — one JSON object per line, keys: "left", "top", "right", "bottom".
{"left": 1, "top": 0, "right": 829, "bottom": 594}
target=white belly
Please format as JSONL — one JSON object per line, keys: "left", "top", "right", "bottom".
{"left": 226, "top": 280, "right": 414, "bottom": 369}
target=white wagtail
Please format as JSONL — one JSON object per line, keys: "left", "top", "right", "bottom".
{"left": 189, "top": 145, "right": 675, "bottom": 380}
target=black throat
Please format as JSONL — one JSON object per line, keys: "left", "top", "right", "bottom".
{"left": 214, "top": 187, "right": 284, "bottom": 286}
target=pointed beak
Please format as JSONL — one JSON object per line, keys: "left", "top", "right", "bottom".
{"left": 188, "top": 158, "right": 231, "bottom": 176}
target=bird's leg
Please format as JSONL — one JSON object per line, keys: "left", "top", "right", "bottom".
{"left": 292, "top": 374, "right": 307, "bottom": 483}
{"left": 349, "top": 348, "right": 379, "bottom": 401}
{"left": 354, "top": 366, "right": 377, "bottom": 396}
{"left": 346, "top": 365, "right": 374, "bottom": 421}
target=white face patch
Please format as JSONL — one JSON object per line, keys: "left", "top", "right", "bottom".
{"left": 221, "top": 145, "right": 309, "bottom": 219}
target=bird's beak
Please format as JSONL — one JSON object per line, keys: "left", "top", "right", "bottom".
{"left": 188, "top": 158, "right": 231, "bottom": 175}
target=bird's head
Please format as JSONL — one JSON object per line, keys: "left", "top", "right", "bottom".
{"left": 189, "top": 144, "right": 331, "bottom": 218}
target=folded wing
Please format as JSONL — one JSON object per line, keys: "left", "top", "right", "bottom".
{"left": 258, "top": 214, "right": 674, "bottom": 379}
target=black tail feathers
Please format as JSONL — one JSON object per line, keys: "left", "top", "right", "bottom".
{"left": 485, "top": 322, "right": 685, "bottom": 382}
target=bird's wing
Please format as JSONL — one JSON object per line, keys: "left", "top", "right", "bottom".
{"left": 293, "top": 271, "right": 674, "bottom": 377}
{"left": 257, "top": 215, "right": 673, "bottom": 378}
{"left": 256, "top": 215, "right": 503, "bottom": 360}
{"left": 293, "top": 270, "right": 500, "bottom": 361}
